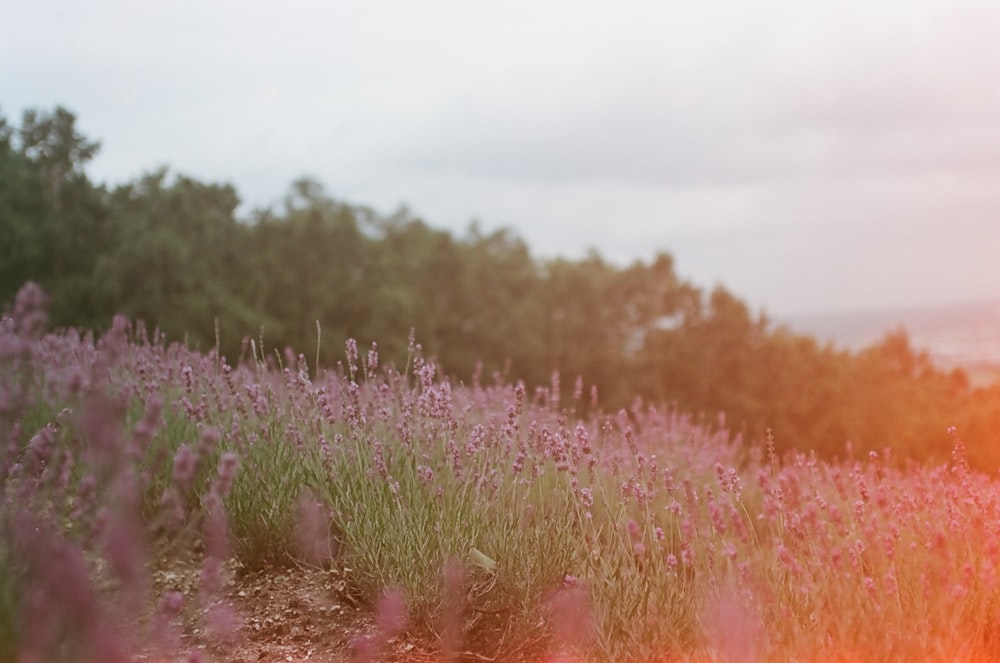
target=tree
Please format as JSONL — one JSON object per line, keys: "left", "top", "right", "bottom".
{"left": 3, "top": 104, "right": 991, "bottom": 468}
{"left": 0, "top": 110, "right": 47, "bottom": 306}
{"left": 95, "top": 169, "right": 257, "bottom": 352}
{"left": 18, "top": 107, "right": 100, "bottom": 207}
{"left": 0, "top": 106, "right": 109, "bottom": 328}
{"left": 242, "top": 178, "right": 372, "bottom": 364}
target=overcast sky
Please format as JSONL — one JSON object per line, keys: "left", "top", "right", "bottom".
{"left": 4, "top": 0, "right": 1000, "bottom": 316}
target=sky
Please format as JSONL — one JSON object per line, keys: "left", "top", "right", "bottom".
{"left": 4, "top": 0, "right": 1000, "bottom": 316}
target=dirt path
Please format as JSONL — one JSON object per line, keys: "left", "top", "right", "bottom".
{"left": 140, "top": 555, "right": 552, "bottom": 663}
{"left": 144, "top": 557, "right": 378, "bottom": 663}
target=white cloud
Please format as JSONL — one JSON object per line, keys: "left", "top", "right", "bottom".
{"left": 3, "top": 0, "right": 1000, "bottom": 314}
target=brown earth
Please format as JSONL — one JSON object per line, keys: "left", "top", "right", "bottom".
{"left": 140, "top": 555, "right": 380, "bottom": 663}
{"left": 138, "top": 555, "right": 551, "bottom": 663}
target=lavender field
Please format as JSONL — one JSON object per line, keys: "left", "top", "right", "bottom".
{"left": 3, "top": 281, "right": 1000, "bottom": 663}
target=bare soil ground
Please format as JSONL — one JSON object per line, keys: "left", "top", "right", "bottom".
{"left": 136, "top": 553, "right": 558, "bottom": 663}
{"left": 140, "top": 555, "right": 380, "bottom": 663}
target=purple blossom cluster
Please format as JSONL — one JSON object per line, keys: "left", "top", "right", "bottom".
{"left": 3, "top": 282, "right": 1000, "bottom": 662}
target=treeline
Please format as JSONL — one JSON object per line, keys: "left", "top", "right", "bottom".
{"left": 3, "top": 106, "right": 998, "bottom": 468}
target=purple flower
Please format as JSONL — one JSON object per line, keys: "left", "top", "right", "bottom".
{"left": 172, "top": 444, "right": 197, "bottom": 490}
{"left": 215, "top": 451, "right": 240, "bottom": 498}
{"left": 12, "top": 281, "right": 49, "bottom": 336}
{"left": 375, "top": 588, "right": 407, "bottom": 637}
{"left": 345, "top": 338, "right": 359, "bottom": 377}
{"left": 161, "top": 590, "right": 184, "bottom": 616}
{"left": 366, "top": 341, "right": 379, "bottom": 374}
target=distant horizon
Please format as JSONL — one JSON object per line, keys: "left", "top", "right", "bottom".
{"left": 777, "top": 296, "right": 1000, "bottom": 376}
{"left": 777, "top": 293, "right": 1000, "bottom": 321}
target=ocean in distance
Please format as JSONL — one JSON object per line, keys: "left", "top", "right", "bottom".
{"left": 780, "top": 299, "right": 1000, "bottom": 387}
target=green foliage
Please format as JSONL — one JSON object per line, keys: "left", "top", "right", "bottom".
{"left": 2, "top": 104, "right": 997, "bottom": 471}
{"left": 18, "top": 107, "right": 100, "bottom": 199}
{"left": 8, "top": 288, "right": 1000, "bottom": 662}
{"left": 306, "top": 414, "right": 584, "bottom": 660}
{"left": 0, "top": 536, "right": 21, "bottom": 661}
{"left": 243, "top": 178, "right": 373, "bottom": 362}
{"left": 226, "top": 414, "right": 315, "bottom": 567}
{"left": 95, "top": 169, "right": 257, "bottom": 353}
{"left": 0, "top": 106, "right": 110, "bottom": 329}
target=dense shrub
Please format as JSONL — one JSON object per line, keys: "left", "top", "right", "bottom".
{"left": 2, "top": 283, "right": 1000, "bottom": 661}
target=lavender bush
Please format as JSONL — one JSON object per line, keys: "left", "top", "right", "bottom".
{"left": 2, "top": 281, "right": 1000, "bottom": 662}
